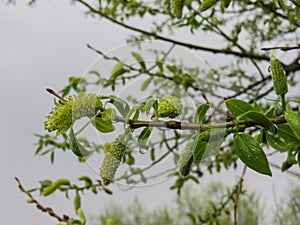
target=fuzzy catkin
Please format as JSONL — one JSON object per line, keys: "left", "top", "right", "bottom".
{"left": 270, "top": 55, "right": 288, "bottom": 95}
{"left": 100, "top": 135, "right": 127, "bottom": 185}
{"left": 158, "top": 96, "right": 183, "bottom": 118}
{"left": 178, "top": 138, "right": 195, "bottom": 177}
{"left": 44, "top": 92, "right": 101, "bottom": 132}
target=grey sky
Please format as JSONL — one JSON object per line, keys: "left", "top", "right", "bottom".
{"left": 1, "top": 1, "right": 298, "bottom": 225}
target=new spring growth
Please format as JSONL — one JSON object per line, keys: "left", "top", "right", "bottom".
{"left": 44, "top": 92, "right": 102, "bottom": 132}
{"left": 158, "top": 96, "right": 183, "bottom": 118}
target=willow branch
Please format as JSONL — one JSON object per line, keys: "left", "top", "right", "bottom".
{"left": 113, "top": 115, "right": 287, "bottom": 131}
{"left": 45, "top": 88, "right": 288, "bottom": 131}
{"left": 15, "top": 177, "right": 69, "bottom": 222}
{"left": 262, "top": 44, "right": 300, "bottom": 51}
{"left": 75, "top": 0, "right": 269, "bottom": 61}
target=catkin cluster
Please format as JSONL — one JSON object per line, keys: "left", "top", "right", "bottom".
{"left": 158, "top": 96, "right": 183, "bottom": 118}
{"left": 44, "top": 92, "right": 101, "bottom": 132}
{"left": 100, "top": 135, "right": 127, "bottom": 186}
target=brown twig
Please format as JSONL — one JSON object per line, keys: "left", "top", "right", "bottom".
{"left": 233, "top": 178, "right": 244, "bottom": 225}
{"left": 15, "top": 177, "right": 69, "bottom": 222}
{"left": 261, "top": 44, "right": 300, "bottom": 51}
{"left": 46, "top": 88, "right": 65, "bottom": 101}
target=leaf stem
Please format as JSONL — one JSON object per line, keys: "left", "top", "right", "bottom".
{"left": 280, "top": 94, "right": 286, "bottom": 113}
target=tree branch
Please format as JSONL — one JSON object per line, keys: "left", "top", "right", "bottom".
{"left": 75, "top": 0, "right": 269, "bottom": 61}
{"left": 15, "top": 177, "right": 69, "bottom": 223}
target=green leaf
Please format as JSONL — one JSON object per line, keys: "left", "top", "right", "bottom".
{"left": 138, "top": 127, "right": 152, "bottom": 149}
{"left": 156, "top": 58, "right": 163, "bottom": 72}
{"left": 74, "top": 193, "right": 81, "bottom": 214}
{"left": 109, "top": 95, "right": 130, "bottom": 117}
{"left": 265, "top": 106, "right": 275, "bottom": 118}
{"left": 225, "top": 99, "right": 253, "bottom": 117}
{"left": 284, "top": 110, "right": 300, "bottom": 139}
{"left": 234, "top": 133, "right": 272, "bottom": 176}
{"left": 193, "top": 129, "right": 225, "bottom": 161}
{"left": 132, "top": 51, "right": 146, "bottom": 70}
{"left": 140, "top": 77, "right": 152, "bottom": 91}
{"left": 282, "top": 148, "right": 298, "bottom": 171}
{"left": 194, "top": 104, "right": 210, "bottom": 124}
{"left": 110, "top": 61, "right": 128, "bottom": 78}
{"left": 253, "top": 101, "right": 264, "bottom": 113}
{"left": 41, "top": 183, "right": 56, "bottom": 196}
{"left": 238, "top": 111, "right": 276, "bottom": 134}
{"left": 69, "top": 128, "right": 91, "bottom": 157}
{"left": 265, "top": 131, "right": 288, "bottom": 152}
{"left": 92, "top": 117, "right": 115, "bottom": 133}
{"left": 102, "top": 108, "right": 116, "bottom": 121}
{"left": 277, "top": 124, "right": 300, "bottom": 144}
{"left": 145, "top": 99, "right": 156, "bottom": 116}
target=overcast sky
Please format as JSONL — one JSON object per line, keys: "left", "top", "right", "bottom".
{"left": 1, "top": 1, "right": 298, "bottom": 225}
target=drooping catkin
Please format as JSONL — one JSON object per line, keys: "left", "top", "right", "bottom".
{"left": 178, "top": 138, "right": 195, "bottom": 177}
{"left": 100, "top": 135, "right": 127, "bottom": 185}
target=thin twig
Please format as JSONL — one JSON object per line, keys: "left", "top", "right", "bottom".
{"left": 234, "top": 178, "right": 244, "bottom": 225}
{"left": 15, "top": 177, "right": 69, "bottom": 222}
{"left": 261, "top": 44, "right": 300, "bottom": 51}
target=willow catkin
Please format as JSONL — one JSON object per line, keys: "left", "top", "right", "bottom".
{"left": 100, "top": 135, "right": 127, "bottom": 185}
{"left": 178, "top": 138, "right": 195, "bottom": 177}
{"left": 158, "top": 96, "right": 183, "bottom": 118}
{"left": 270, "top": 55, "right": 288, "bottom": 95}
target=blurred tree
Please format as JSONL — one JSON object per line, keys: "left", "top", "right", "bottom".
{"left": 92, "top": 182, "right": 264, "bottom": 225}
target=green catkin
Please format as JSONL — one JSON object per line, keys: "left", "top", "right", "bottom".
{"left": 172, "top": 0, "right": 185, "bottom": 18}
{"left": 199, "top": 0, "right": 219, "bottom": 12}
{"left": 158, "top": 96, "right": 183, "bottom": 118}
{"left": 270, "top": 55, "right": 288, "bottom": 95}
{"left": 178, "top": 138, "right": 195, "bottom": 177}
{"left": 44, "top": 92, "right": 101, "bottom": 132}
{"left": 100, "top": 135, "right": 127, "bottom": 185}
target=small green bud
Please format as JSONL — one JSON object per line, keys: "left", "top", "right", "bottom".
{"left": 158, "top": 96, "right": 183, "bottom": 118}
{"left": 172, "top": 0, "right": 185, "bottom": 19}
{"left": 100, "top": 135, "right": 127, "bottom": 185}
{"left": 270, "top": 55, "right": 288, "bottom": 95}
